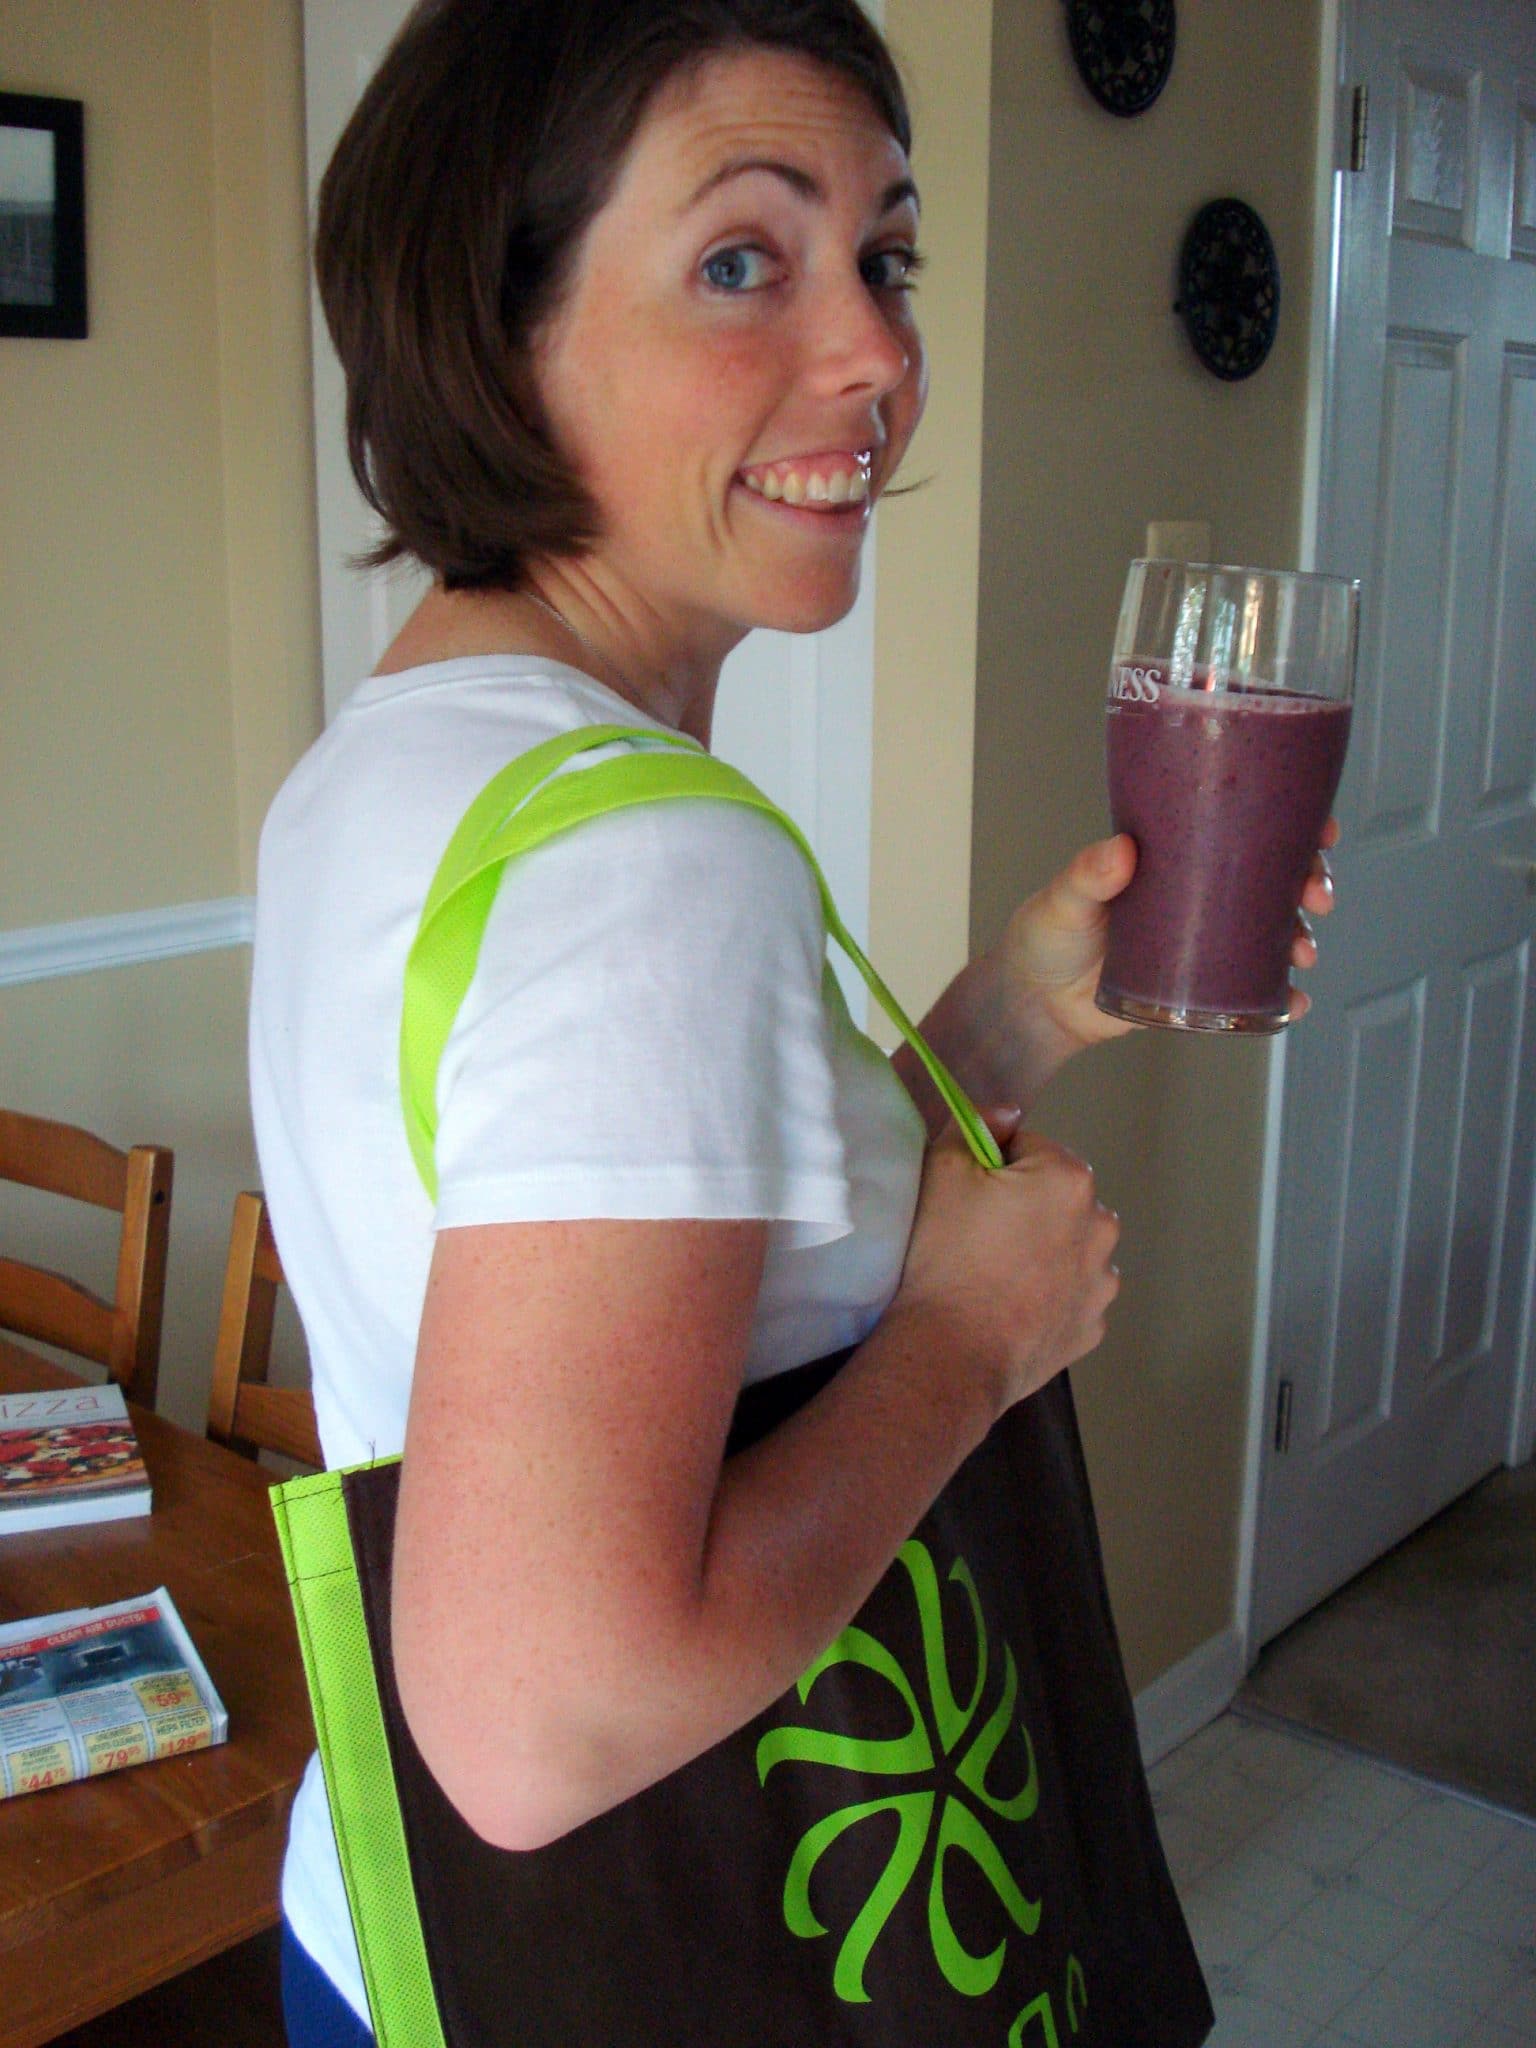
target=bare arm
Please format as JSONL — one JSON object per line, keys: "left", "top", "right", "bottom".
{"left": 894, "top": 829, "right": 1341, "bottom": 1137}
{"left": 392, "top": 1117, "right": 1118, "bottom": 1851}
{"left": 891, "top": 839, "right": 1139, "bottom": 1136}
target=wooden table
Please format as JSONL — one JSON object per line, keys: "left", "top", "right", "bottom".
{"left": 0, "top": 1337, "right": 314, "bottom": 2046}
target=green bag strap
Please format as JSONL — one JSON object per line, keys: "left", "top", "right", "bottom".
{"left": 399, "top": 722, "right": 1003, "bottom": 1199}
{"left": 272, "top": 1471, "right": 447, "bottom": 2048}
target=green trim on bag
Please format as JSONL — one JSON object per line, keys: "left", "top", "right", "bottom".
{"left": 272, "top": 1462, "right": 446, "bottom": 2048}
{"left": 399, "top": 723, "right": 1004, "bottom": 1199}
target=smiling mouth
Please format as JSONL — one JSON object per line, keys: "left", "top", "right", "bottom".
{"left": 738, "top": 450, "right": 874, "bottom": 510}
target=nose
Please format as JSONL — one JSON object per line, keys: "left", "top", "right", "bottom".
{"left": 806, "top": 268, "right": 914, "bottom": 402}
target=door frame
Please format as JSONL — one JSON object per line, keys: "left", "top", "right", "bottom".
{"left": 1232, "top": 0, "right": 1343, "bottom": 1674}
{"left": 1232, "top": 0, "right": 1536, "bottom": 1672}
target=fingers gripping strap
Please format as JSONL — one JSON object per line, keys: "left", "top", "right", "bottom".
{"left": 399, "top": 723, "right": 1002, "bottom": 1199}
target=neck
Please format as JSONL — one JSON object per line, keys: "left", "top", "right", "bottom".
{"left": 376, "top": 572, "right": 736, "bottom": 750}
{"left": 524, "top": 560, "right": 737, "bottom": 748}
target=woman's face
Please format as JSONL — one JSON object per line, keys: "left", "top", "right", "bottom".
{"left": 533, "top": 47, "right": 927, "bottom": 650}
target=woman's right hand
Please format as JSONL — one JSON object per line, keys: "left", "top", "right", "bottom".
{"left": 892, "top": 1109, "right": 1121, "bottom": 1413}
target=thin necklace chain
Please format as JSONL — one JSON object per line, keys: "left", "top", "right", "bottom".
{"left": 522, "top": 585, "right": 684, "bottom": 736}
{"left": 522, "top": 587, "right": 609, "bottom": 680}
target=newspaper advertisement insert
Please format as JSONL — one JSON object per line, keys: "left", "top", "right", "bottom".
{"left": 0, "top": 1586, "right": 228, "bottom": 1799}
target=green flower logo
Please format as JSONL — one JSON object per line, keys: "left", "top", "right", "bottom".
{"left": 756, "top": 1539, "right": 1042, "bottom": 2005}
{"left": 1010, "top": 1956, "right": 1087, "bottom": 2044}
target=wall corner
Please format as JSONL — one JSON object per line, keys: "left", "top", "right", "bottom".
{"left": 868, "top": 0, "right": 995, "bottom": 1036}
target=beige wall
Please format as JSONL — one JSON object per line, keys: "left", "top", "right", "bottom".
{"left": 210, "top": 0, "right": 324, "bottom": 891}
{"left": 0, "top": 0, "right": 319, "bottom": 1430}
{"left": 0, "top": 0, "right": 320, "bottom": 916}
{"left": 869, "top": 0, "right": 994, "bottom": 1022}
{"left": 1, "top": 4, "right": 236, "bottom": 927}
{"left": 0, "top": 955, "right": 266, "bottom": 1431}
{"left": 973, "top": 0, "right": 1324, "bottom": 1685}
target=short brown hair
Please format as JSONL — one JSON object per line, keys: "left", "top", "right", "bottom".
{"left": 315, "top": 0, "right": 911, "bottom": 590}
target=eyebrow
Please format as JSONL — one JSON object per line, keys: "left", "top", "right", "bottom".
{"left": 682, "top": 158, "right": 920, "bottom": 218}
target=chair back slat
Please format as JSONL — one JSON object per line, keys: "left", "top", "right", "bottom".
{"left": 0, "top": 1109, "right": 173, "bottom": 1407}
{"left": 0, "top": 1256, "right": 114, "bottom": 1365}
{"left": 109, "top": 1146, "right": 172, "bottom": 1407}
{"left": 208, "top": 1192, "right": 321, "bottom": 1470}
{"left": 227, "top": 1382, "right": 324, "bottom": 1468}
{"left": 0, "top": 1109, "right": 129, "bottom": 1210}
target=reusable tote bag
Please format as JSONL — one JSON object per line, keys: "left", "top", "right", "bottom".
{"left": 271, "top": 725, "right": 1213, "bottom": 2048}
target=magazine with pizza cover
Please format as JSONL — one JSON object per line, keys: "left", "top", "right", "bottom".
{"left": 0, "top": 1383, "right": 152, "bottom": 1534}
{"left": 0, "top": 1585, "right": 228, "bottom": 1800}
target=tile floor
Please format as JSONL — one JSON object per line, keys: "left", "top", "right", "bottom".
{"left": 1152, "top": 1711, "right": 1536, "bottom": 2048}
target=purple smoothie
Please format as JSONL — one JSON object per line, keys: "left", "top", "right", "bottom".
{"left": 1099, "top": 669, "right": 1352, "bottom": 1028}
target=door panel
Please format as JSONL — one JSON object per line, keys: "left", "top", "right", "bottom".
{"left": 1483, "top": 350, "right": 1536, "bottom": 807}
{"left": 1394, "top": 57, "right": 1479, "bottom": 244}
{"left": 1365, "top": 334, "right": 1461, "bottom": 837}
{"left": 1516, "top": 94, "right": 1536, "bottom": 254}
{"left": 1429, "top": 941, "right": 1527, "bottom": 1374}
{"left": 1325, "top": 982, "right": 1424, "bottom": 1442}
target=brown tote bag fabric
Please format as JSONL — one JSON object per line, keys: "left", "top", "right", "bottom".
{"left": 332, "top": 1354, "right": 1212, "bottom": 2046}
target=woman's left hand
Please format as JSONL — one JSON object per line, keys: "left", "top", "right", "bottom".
{"left": 1283, "top": 816, "right": 1341, "bottom": 1021}
{"left": 993, "top": 834, "right": 1138, "bottom": 1062}
{"left": 996, "top": 817, "right": 1342, "bottom": 1056}
{"left": 896, "top": 821, "right": 1342, "bottom": 1136}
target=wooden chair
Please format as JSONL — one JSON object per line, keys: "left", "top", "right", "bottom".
{"left": 207, "top": 1190, "right": 322, "bottom": 1468}
{"left": 0, "top": 1108, "right": 173, "bottom": 1407}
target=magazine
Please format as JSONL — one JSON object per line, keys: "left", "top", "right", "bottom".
{"left": 0, "top": 1383, "right": 152, "bottom": 1534}
{"left": 0, "top": 1586, "right": 227, "bottom": 1799}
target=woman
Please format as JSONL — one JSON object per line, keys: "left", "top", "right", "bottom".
{"left": 251, "top": 2, "right": 1332, "bottom": 2041}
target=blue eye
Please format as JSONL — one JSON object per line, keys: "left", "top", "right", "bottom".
{"left": 702, "top": 246, "right": 776, "bottom": 293}
{"left": 862, "top": 246, "right": 924, "bottom": 292}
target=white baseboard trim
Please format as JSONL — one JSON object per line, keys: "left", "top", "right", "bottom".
{"left": 1134, "top": 1625, "right": 1246, "bottom": 1767}
{"left": 0, "top": 898, "right": 255, "bottom": 987}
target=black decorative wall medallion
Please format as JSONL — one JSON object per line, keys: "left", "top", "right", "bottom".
{"left": 1065, "top": 0, "right": 1176, "bottom": 118}
{"left": 1175, "top": 199, "right": 1281, "bottom": 381}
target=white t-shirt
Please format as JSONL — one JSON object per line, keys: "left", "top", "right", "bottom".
{"left": 248, "top": 656, "right": 925, "bottom": 2021}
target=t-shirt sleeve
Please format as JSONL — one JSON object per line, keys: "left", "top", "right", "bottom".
{"left": 431, "top": 795, "right": 853, "bottom": 1245}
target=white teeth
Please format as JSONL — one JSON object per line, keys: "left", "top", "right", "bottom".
{"left": 741, "top": 462, "right": 873, "bottom": 507}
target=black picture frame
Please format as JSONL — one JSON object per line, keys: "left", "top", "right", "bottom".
{"left": 0, "top": 93, "right": 87, "bottom": 339}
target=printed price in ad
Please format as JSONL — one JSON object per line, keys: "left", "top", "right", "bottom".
{"left": 149, "top": 1705, "right": 213, "bottom": 1760}
{"left": 86, "top": 1724, "right": 150, "bottom": 1776}
{"left": 4, "top": 1739, "right": 72, "bottom": 1797}
{"left": 17, "top": 1766, "right": 69, "bottom": 1794}
{"left": 134, "top": 1670, "right": 197, "bottom": 1714}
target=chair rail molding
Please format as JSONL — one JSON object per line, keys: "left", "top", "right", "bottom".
{"left": 0, "top": 899, "right": 256, "bottom": 988}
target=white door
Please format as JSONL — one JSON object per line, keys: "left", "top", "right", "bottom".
{"left": 1252, "top": 0, "right": 1536, "bottom": 1646}
{"left": 301, "top": 2, "right": 881, "bottom": 996}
